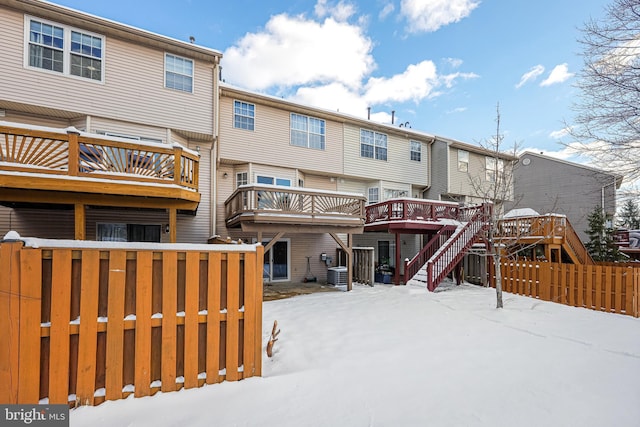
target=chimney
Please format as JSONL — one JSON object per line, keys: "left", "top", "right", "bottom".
{"left": 391, "top": 110, "right": 395, "bottom": 125}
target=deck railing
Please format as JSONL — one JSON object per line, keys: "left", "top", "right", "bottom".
{"left": 0, "top": 123, "right": 199, "bottom": 190}
{"left": 0, "top": 237, "right": 263, "bottom": 406}
{"left": 495, "top": 214, "right": 593, "bottom": 264}
{"left": 225, "top": 185, "right": 366, "bottom": 225}
{"left": 365, "top": 199, "right": 459, "bottom": 224}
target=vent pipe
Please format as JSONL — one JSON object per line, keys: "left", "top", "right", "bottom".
{"left": 367, "top": 107, "right": 371, "bottom": 120}
{"left": 391, "top": 110, "right": 395, "bottom": 125}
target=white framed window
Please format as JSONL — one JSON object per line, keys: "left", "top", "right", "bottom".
{"left": 360, "top": 129, "right": 387, "bottom": 161}
{"left": 165, "top": 53, "right": 193, "bottom": 93}
{"left": 384, "top": 189, "right": 408, "bottom": 200}
{"left": 236, "top": 172, "right": 248, "bottom": 187}
{"left": 458, "top": 149, "right": 469, "bottom": 172}
{"left": 234, "top": 100, "right": 255, "bottom": 131}
{"left": 25, "top": 16, "right": 104, "bottom": 82}
{"left": 485, "top": 157, "right": 504, "bottom": 182}
{"left": 410, "top": 140, "right": 421, "bottom": 162}
{"left": 368, "top": 187, "right": 379, "bottom": 205}
{"left": 256, "top": 175, "right": 291, "bottom": 186}
{"left": 290, "top": 113, "right": 325, "bottom": 149}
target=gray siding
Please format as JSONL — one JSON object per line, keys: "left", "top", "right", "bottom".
{"left": 510, "top": 153, "right": 618, "bottom": 242}
{"left": 425, "top": 140, "right": 449, "bottom": 200}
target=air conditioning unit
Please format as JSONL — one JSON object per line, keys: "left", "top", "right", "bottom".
{"left": 327, "top": 266, "right": 347, "bottom": 286}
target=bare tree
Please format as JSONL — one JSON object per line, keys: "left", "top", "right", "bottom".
{"left": 468, "top": 103, "right": 520, "bottom": 309}
{"left": 567, "top": 0, "right": 640, "bottom": 180}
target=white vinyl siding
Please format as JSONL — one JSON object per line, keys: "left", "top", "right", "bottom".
{"left": 25, "top": 15, "right": 104, "bottom": 82}
{"left": 1, "top": 8, "right": 215, "bottom": 136}
{"left": 290, "top": 113, "right": 325, "bottom": 149}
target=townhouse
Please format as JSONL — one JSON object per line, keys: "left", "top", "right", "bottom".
{"left": 0, "top": 0, "right": 221, "bottom": 243}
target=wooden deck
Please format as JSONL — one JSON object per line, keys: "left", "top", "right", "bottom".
{"left": 225, "top": 185, "right": 366, "bottom": 233}
{"left": 494, "top": 214, "right": 593, "bottom": 265}
{"left": 364, "top": 199, "right": 461, "bottom": 232}
{"left": 0, "top": 123, "right": 201, "bottom": 241}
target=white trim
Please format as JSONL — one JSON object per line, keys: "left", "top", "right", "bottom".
{"left": 24, "top": 15, "right": 106, "bottom": 84}
{"left": 164, "top": 52, "right": 194, "bottom": 94}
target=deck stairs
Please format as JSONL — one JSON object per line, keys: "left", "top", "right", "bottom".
{"left": 406, "top": 203, "right": 492, "bottom": 291}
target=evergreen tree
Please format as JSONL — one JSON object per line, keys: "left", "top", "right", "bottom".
{"left": 617, "top": 199, "right": 640, "bottom": 229}
{"left": 585, "top": 206, "right": 622, "bottom": 262}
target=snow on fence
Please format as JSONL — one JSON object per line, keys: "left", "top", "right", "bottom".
{"left": 0, "top": 238, "right": 264, "bottom": 406}
{"left": 495, "top": 261, "right": 639, "bottom": 317}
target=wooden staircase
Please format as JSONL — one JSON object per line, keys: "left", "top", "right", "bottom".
{"left": 405, "top": 203, "right": 492, "bottom": 291}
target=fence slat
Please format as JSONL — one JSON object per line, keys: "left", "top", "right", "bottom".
{"left": 49, "top": 249, "right": 72, "bottom": 404}
{"left": 183, "top": 252, "right": 200, "bottom": 389}
{"left": 225, "top": 252, "right": 240, "bottom": 382}
{"left": 18, "top": 248, "right": 42, "bottom": 404}
{"left": 206, "top": 252, "right": 222, "bottom": 384}
{"left": 161, "top": 251, "right": 178, "bottom": 392}
{"left": 105, "top": 251, "right": 126, "bottom": 401}
{"left": 254, "top": 245, "right": 264, "bottom": 377}
{"left": 576, "top": 265, "right": 584, "bottom": 309}
{"left": 614, "top": 268, "right": 623, "bottom": 314}
{"left": 604, "top": 266, "right": 612, "bottom": 312}
{"left": 134, "top": 251, "right": 153, "bottom": 397}
{"left": 76, "top": 250, "right": 100, "bottom": 406}
{"left": 0, "top": 243, "right": 21, "bottom": 404}
{"left": 243, "top": 251, "right": 256, "bottom": 379}
{"left": 626, "top": 269, "right": 635, "bottom": 315}
{"left": 568, "top": 264, "right": 575, "bottom": 307}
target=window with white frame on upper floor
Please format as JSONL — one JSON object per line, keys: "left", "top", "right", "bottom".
{"left": 234, "top": 100, "right": 255, "bottom": 131}
{"left": 360, "top": 129, "right": 387, "bottom": 161}
{"left": 458, "top": 149, "right": 469, "bottom": 172}
{"left": 485, "top": 157, "right": 504, "bottom": 182}
{"left": 410, "top": 140, "right": 421, "bottom": 161}
{"left": 290, "top": 113, "right": 325, "bottom": 149}
{"left": 165, "top": 53, "right": 193, "bottom": 93}
{"left": 368, "top": 187, "right": 379, "bottom": 205}
{"left": 25, "top": 16, "right": 104, "bottom": 82}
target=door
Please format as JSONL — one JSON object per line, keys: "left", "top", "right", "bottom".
{"left": 263, "top": 239, "right": 290, "bottom": 282}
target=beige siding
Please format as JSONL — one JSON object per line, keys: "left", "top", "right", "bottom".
{"left": 218, "top": 96, "right": 343, "bottom": 175}
{"left": 343, "top": 124, "right": 429, "bottom": 186}
{"left": 89, "top": 117, "right": 168, "bottom": 142}
{"left": 3, "top": 111, "right": 70, "bottom": 128}
{"left": 302, "top": 173, "right": 337, "bottom": 191}
{"left": 0, "top": 7, "right": 214, "bottom": 136}
{"left": 176, "top": 141, "right": 212, "bottom": 243}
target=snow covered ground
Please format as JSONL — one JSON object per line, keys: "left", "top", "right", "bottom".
{"left": 71, "top": 280, "right": 640, "bottom": 427}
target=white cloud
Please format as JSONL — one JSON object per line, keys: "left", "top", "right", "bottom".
{"left": 379, "top": 3, "right": 395, "bottom": 20}
{"left": 515, "top": 64, "right": 545, "bottom": 89}
{"left": 364, "top": 60, "right": 440, "bottom": 104}
{"left": 223, "top": 13, "right": 374, "bottom": 91}
{"left": 314, "top": 0, "right": 356, "bottom": 22}
{"left": 400, "top": 0, "right": 480, "bottom": 33}
{"left": 540, "top": 63, "right": 574, "bottom": 87}
{"left": 447, "top": 107, "right": 467, "bottom": 114}
{"left": 549, "top": 126, "right": 572, "bottom": 139}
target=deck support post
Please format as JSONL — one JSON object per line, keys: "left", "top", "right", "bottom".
{"left": 394, "top": 232, "right": 402, "bottom": 285}
{"left": 74, "top": 203, "right": 85, "bottom": 240}
{"left": 169, "top": 208, "right": 177, "bottom": 243}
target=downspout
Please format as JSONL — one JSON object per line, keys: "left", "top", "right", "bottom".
{"left": 211, "top": 55, "right": 221, "bottom": 239}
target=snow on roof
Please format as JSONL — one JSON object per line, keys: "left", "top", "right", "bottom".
{"left": 503, "top": 208, "right": 540, "bottom": 218}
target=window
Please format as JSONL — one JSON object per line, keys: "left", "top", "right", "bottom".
{"left": 97, "top": 223, "right": 161, "bottom": 242}
{"left": 360, "top": 129, "right": 387, "bottom": 160}
{"left": 384, "top": 189, "right": 408, "bottom": 200}
{"left": 458, "top": 149, "right": 469, "bottom": 172}
{"left": 410, "top": 141, "right": 421, "bottom": 161}
{"left": 165, "top": 53, "right": 193, "bottom": 92}
{"left": 256, "top": 175, "right": 291, "bottom": 186}
{"left": 236, "top": 172, "right": 248, "bottom": 188}
{"left": 485, "top": 157, "right": 504, "bottom": 182}
{"left": 368, "top": 187, "right": 379, "bottom": 205}
{"left": 234, "top": 100, "right": 255, "bottom": 131}
{"left": 26, "top": 16, "right": 104, "bottom": 82}
{"left": 290, "top": 113, "right": 325, "bottom": 149}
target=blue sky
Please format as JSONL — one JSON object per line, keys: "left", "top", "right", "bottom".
{"left": 52, "top": 0, "right": 610, "bottom": 157}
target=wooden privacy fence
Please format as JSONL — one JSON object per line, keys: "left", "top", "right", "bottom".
{"left": 496, "top": 261, "right": 639, "bottom": 317}
{"left": 0, "top": 238, "right": 264, "bottom": 406}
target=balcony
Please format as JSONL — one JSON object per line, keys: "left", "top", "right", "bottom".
{"left": 0, "top": 122, "right": 200, "bottom": 211}
{"left": 225, "top": 185, "right": 366, "bottom": 233}
{"left": 364, "top": 198, "right": 462, "bottom": 232}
